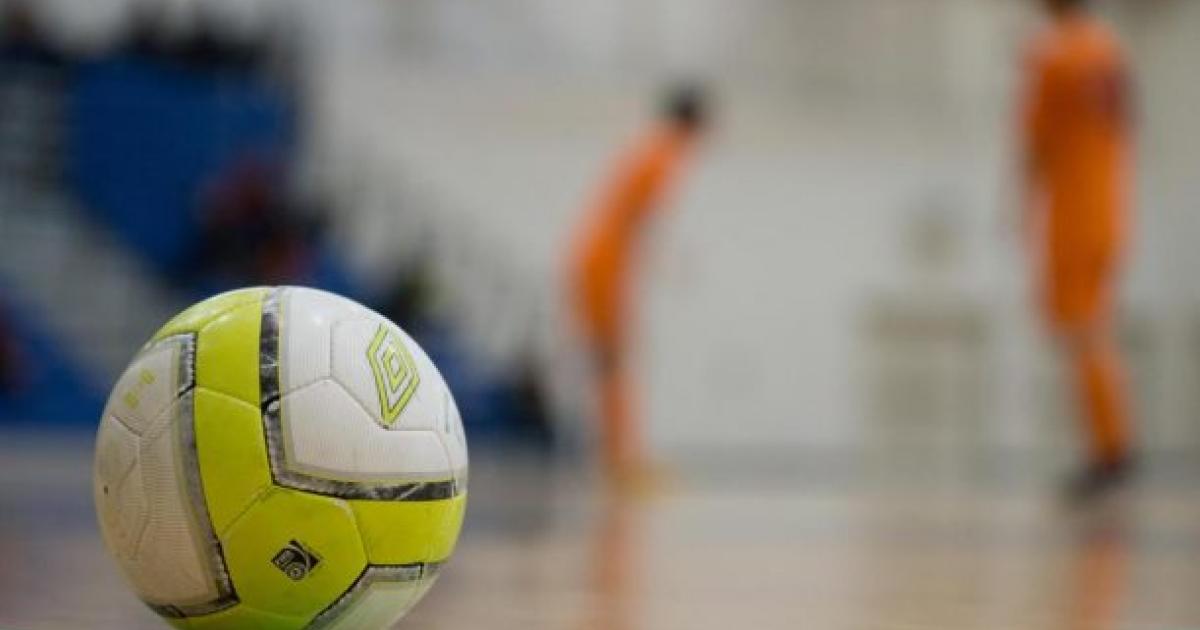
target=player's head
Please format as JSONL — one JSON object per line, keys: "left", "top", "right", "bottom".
{"left": 1041, "top": 0, "right": 1088, "bottom": 16}
{"left": 660, "top": 82, "right": 710, "bottom": 137}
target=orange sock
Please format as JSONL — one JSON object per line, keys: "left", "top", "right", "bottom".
{"left": 600, "top": 365, "right": 638, "bottom": 474}
{"left": 1074, "top": 337, "right": 1130, "bottom": 466}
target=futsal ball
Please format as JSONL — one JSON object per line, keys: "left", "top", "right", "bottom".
{"left": 93, "top": 287, "right": 468, "bottom": 629}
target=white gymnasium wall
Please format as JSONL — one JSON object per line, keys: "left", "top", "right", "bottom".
{"left": 299, "top": 0, "right": 1200, "bottom": 454}
{"left": 16, "top": 0, "right": 1200, "bottom": 452}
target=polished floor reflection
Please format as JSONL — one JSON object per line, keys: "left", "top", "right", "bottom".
{"left": 2, "top": 433, "right": 1198, "bottom": 630}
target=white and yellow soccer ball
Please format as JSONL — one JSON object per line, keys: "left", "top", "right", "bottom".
{"left": 93, "top": 287, "right": 468, "bottom": 629}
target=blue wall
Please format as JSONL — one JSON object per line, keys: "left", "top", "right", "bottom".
{"left": 0, "top": 288, "right": 105, "bottom": 426}
{"left": 68, "top": 57, "right": 293, "bottom": 273}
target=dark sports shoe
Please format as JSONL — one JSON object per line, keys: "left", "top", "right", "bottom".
{"left": 1063, "top": 456, "right": 1137, "bottom": 506}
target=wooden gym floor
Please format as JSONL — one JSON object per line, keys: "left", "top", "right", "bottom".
{"left": 1, "top": 431, "right": 1198, "bottom": 630}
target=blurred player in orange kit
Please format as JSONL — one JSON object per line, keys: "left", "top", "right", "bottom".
{"left": 1021, "top": 0, "right": 1135, "bottom": 501}
{"left": 569, "top": 85, "right": 710, "bottom": 484}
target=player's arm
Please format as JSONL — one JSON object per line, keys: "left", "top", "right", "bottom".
{"left": 1018, "top": 48, "right": 1054, "bottom": 246}
{"left": 1097, "top": 54, "right": 1133, "bottom": 134}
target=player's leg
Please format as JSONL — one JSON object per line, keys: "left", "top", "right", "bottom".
{"left": 1073, "top": 323, "right": 1130, "bottom": 467}
{"left": 1057, "top": 250, "right": 1133, "bottom": 501}
{"left": 571, "top": 259, "right": 663, "bottom": 489}
{"left": 571, "top": 267, "right": 638, "bottom": 479}
{"left": 597, "top": 345, "right": 638, "bottom": 477}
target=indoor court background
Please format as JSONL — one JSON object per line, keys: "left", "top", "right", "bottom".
{"left": 2, "top": 0, "right": 1200, "bottom": 628}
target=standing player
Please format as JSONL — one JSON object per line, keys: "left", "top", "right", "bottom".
{"left": 1021, "top": 0, "right": 1135, "bottom": 500}
{"left": 568, "top": 85, "right": 710, "bottom": 483}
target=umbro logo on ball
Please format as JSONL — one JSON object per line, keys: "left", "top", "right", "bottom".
{"left": 367, "top": 324, "right": 420, "bottom": 426}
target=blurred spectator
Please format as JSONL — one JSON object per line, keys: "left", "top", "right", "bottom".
{"left": 0, "top": 310, "right": 24, "bottom": 394}
{"left": 0, "top": 1, "right": 61, "bottom": 64}
{"left": 567, "top": 83, "right": 711, "bottom": 482}
{"left": 508, "top": 350, "right": 556, "bottom": 448}
{"left": 126, "top": 2, "right": 171, "bottom": 58}
{"left": 126, "top": 1, "right": 261, "bottom": 72}
{"left": 378, "top": 253, "right": 437, "bottom": 333}
{"left": 189, "top": 155, "right": 323, "bottom": 287}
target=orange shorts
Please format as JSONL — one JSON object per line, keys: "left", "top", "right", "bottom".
{"left": 1043, "top": 246, "right": 1118, "bottom": 332}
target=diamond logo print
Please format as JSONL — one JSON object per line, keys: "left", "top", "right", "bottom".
{"left": 367, "top": 323, "right": 420, "bottom": 427}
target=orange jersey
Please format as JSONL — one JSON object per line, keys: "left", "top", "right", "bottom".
{"left": 570, "top": 126, "right": 690, "bottom": 344}
{"left": 1023, "top": 13, "right": 1132, "bottom": 255}
{"left": 1022, "top": 13, "right": 1133, "bottom": 328}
